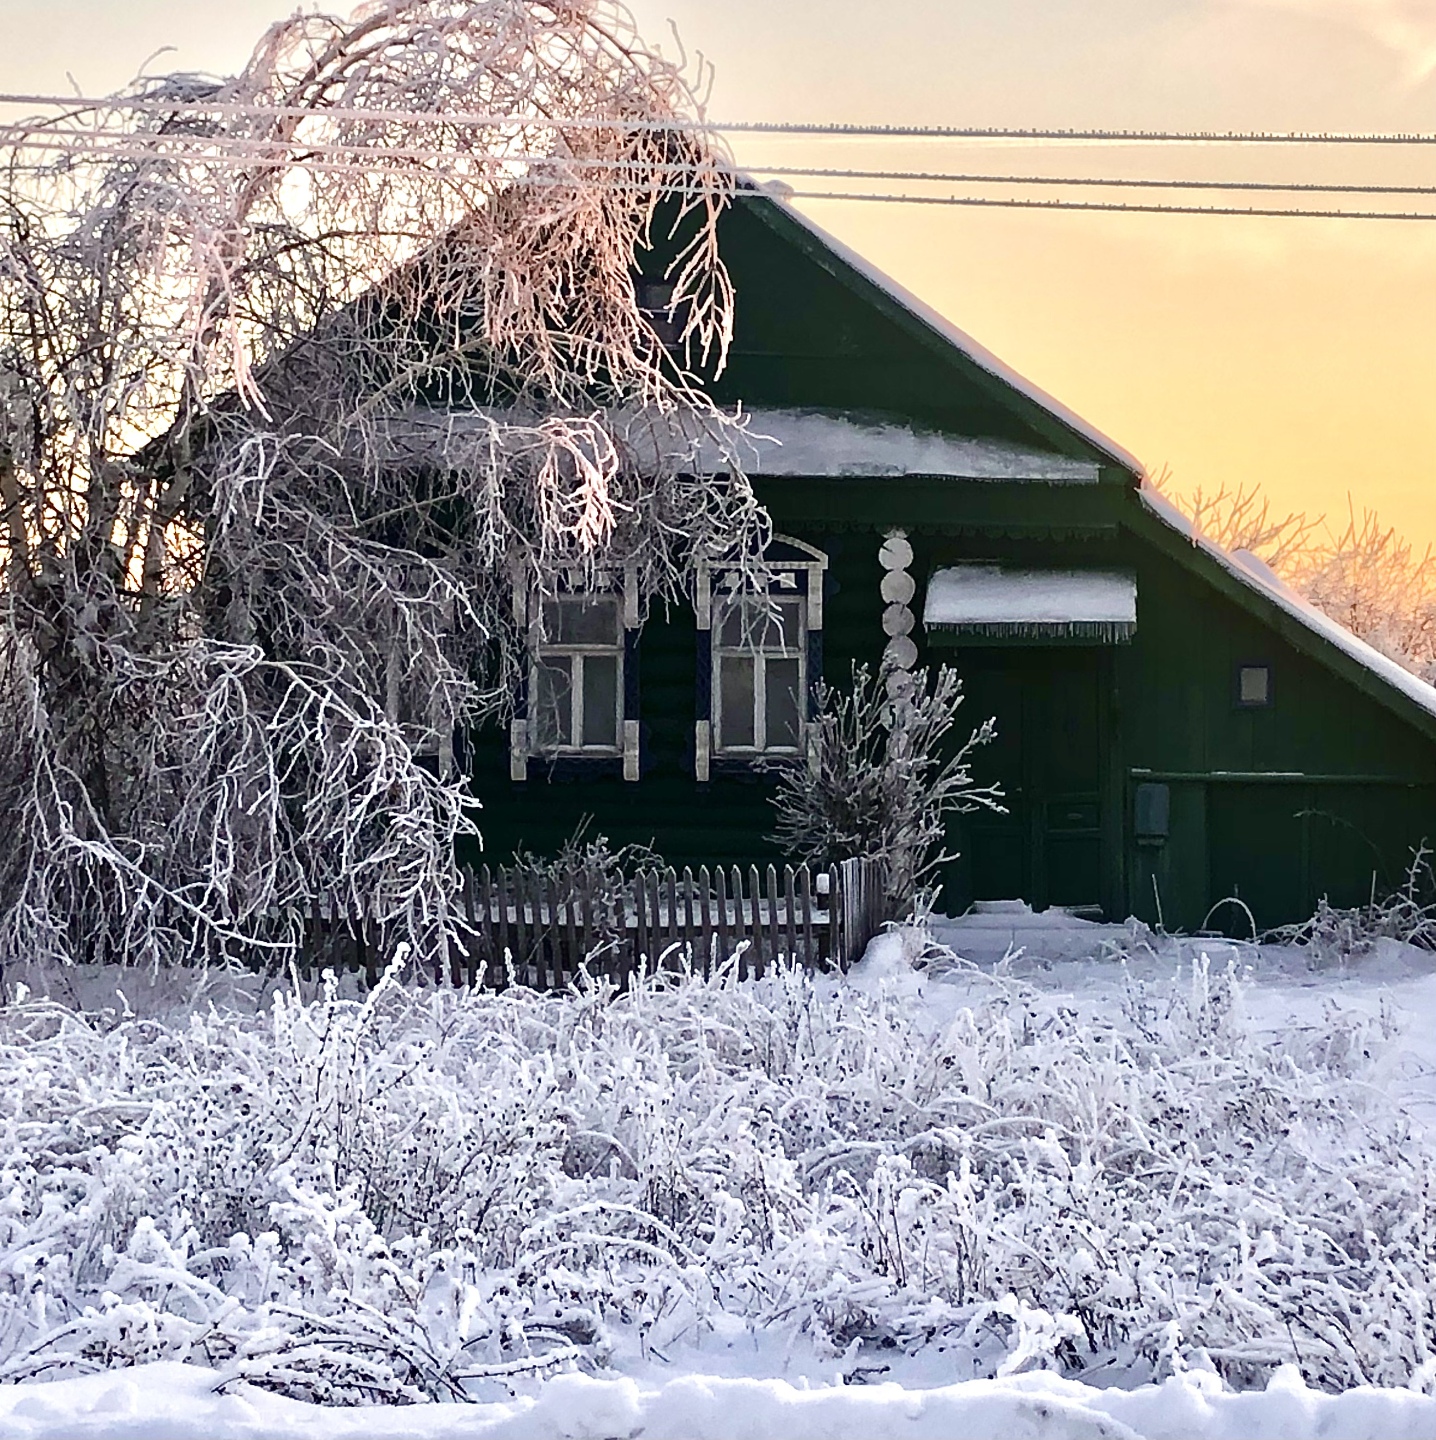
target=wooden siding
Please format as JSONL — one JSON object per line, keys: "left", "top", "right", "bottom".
{"left": 453, "top": 200, "right": 1436, "bottom": 935}
{"left": 464, "top": 478, "right": 1436, "bottom": 935}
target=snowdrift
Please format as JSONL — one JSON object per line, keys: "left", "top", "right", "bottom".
{"left": 3, "top": 1360, "right": 1436, "bottom": 1440}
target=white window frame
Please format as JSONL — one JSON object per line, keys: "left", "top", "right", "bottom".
{"left": 695, "top": 536, "right": 826, "bottom": 780}
{"left": 510, "top": 569, "right": 640, "bottom": 781}
{"left": 711, "top": 590, "right": 808, "bottom": 756}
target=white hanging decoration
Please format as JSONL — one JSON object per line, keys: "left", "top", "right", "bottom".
{"left": 880, "top": 569, "right": 917, "bottom": 606}
{"left": 878, "top": 533, "right": 914, "bottom": 571}
{"left": 882, "top": 603, "right": 915, "bottom": 638}
{"left": 879, "top": 527, "right": 918, "bottom": 679}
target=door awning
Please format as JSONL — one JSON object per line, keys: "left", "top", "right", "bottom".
{"left": 923, "top": 565, "right": 1137, "bottom": 644}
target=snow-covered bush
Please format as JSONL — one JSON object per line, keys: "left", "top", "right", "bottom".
{"left": 0, "top": 944, "right": 1429, "bottom": 1402}
{"left": 765, "top": 662, "right": 1002, "bottom": 912}
{"left": 1269, "top": 846, "right": 1436, "bottom": 960}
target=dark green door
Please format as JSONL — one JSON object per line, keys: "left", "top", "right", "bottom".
{"left": 945, "top": 649, "right": 1108, "bottom": 915}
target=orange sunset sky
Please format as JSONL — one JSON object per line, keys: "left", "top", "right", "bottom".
{"left": 4, "top": 0, "right": 1436, "bottom": 542}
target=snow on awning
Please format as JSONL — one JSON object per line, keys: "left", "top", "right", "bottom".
{"left": 923, "top": 566, "right": 1137, "bottom": 644}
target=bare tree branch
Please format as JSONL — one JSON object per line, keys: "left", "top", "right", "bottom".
{"left": 0, "top": 0, "right": 767, "bottom": 969}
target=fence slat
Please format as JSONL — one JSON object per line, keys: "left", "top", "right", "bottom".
{"left": 541, "top": 872, "right": 558, "bottom": 991}
{"left": 747, "top": 865, "right": 763, "bottom": 980}
{"left": 308, "top": 892, "right": 323, "bottom": 977}
{"left": 477, "top": 866, "right": 494, "bottom": 986}
{"left": 458, "top": 868, "right": 475, "bottom": 987}
{"left": 765, "top": 864, "right": 780, "bottom": 972}
{"left": 633, "top": 870, "right": 649, "bottom": 973}
{"left": 730, "top": 866, "right": 745, "bottom": 982}
{"left": 650, "top": 869, "right": 665, "bottom": 973}
{"left": 608, "top": 879, "right": 626, "bottom": 986}
{"left": 800, "top": 865, "right": 815, "bottom": 968}
{"left": 698, "top": 865, "right": 714, "bottom": 979}
{"left": 511, "top": 867, "right": 530, "bottom": 986}
{"left": 783, "top": 865, "right": 798, "bottom": 963}
{"left": 664, "top": 868, "right": 679, "bottom": 965}
{"left": 681, "top": 867, "right": 696, "bottom": 975}
{"left": 714, "top": 865, "right": 730, "bottom": 973}
{"left": 563, "top": 873, "right": 580, "bottom": 984}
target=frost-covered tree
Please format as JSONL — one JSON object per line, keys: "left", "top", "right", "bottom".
{"left": 0, "top": 0, "right": 766, "bottom": 968}
{"left": 1150, "top": 472, "right": 1436, "bottom": 685}
{"left": 766, "top": 661, "right": 1002, "bottom": 913}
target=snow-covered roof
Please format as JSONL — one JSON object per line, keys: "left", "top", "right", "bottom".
{"left": 714, "top": 409, "right": 1100, "bottom": 481}
{"left": 381, "top": 405, "right": 1098, "bottom": 481}
{"left": 1140, "top": 487, "right": 1436, "bottom": 724}
{"left": 924, "top": 564, "right": 1137, "bottom": 643}
{"left": 760, "top": 194, "right": 1145, "bottom": 479}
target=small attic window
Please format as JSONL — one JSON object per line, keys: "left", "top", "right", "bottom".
{"left": 1237, "top": 663, "right": 1272, "bottom": 708}
{"left": 636, "top": 278, "right": 681, "bottom": 349}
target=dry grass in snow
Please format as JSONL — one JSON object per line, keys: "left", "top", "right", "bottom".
{"left": 0, "top": 937, "right": 1429, "bottom": 1406}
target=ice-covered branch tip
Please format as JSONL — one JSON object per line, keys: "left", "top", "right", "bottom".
{"left": 0, "top": 0, "right": 768, "bottom": 968}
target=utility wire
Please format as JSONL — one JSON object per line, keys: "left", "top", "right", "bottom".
{"left": 10, "top": 123, "right": 1436, "bottom": 200}
{"left": 7, "top": 105, "right": 1436, "bottom": 219}
{"left": 781, "top": 189, "right": 1436, "bottom": 221}
{"left": 754, "top": 165, "right": 1436, "bottom": 198}
{"left": 3, "top": 92, "right": 1436, "bottom": 146}
{"left": 10, "top": 127, "right": 1435, "bottom": 203}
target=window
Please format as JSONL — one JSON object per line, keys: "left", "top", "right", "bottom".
{"left": 530, "top": 594, "right": 623, "bottom": 753}
{"left": 694, "top": 536, "right": 827, "bottom": 779}
{"left": 636, "top": 278, "right": 682, "bottom": 350}
{"left": 713, "top": 594, "right": 806, "bottom": 753}
{"left": 1237, "top": 663, "right": 1272, "bottom": 708}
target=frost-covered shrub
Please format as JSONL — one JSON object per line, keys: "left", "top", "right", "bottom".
{"left": 765, "top": 661, "right": 1002, "bottom": 911}
{"left": 0, "top": 947, "right": 1429, "bottom": 1402}
{"left": 1268, "top": 846, "right": 1436, "bottom": 960}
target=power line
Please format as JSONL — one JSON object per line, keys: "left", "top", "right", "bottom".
{"left": 5, "top": 108, "right": 1436, "bottom": 220}
{"left": 3, "top": 92, "right": 1436, "bottom": 147}
{"left": 10, "top": 125, "right": 1435, "bottom": 205}
{"left": 781, "top": 189, "right": 1436, "bottom": 221}
{"left": 754, "top": 165, "right": 1436, "bottom": 199}
{"left": 719, "top": 122, "right": 1436, "bottom": 146}
{"left": 11, "top": 123, "right": 1434, "bottom": 200}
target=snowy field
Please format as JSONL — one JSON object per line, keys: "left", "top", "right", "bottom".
{"left": 0, "top": 914, "right": 1435, "bottom": 1438}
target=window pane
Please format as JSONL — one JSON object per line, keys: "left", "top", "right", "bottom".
{"left": 769, "top": 599, "right": 802, "bottom": 651}
{"left": 581, "top": 654, "right": 619, "bottom": 748}
{"left": 532, "top": 659, "right": 573, "bottom": 748}
{"left": 718, "top": 596, "right": 802, "bottom": 652}
{"left": 719, "top": 654, "right": 756, "bottom": 747}
{"left": 542, "top": 595, "right": 619, "bottom": 646}
{"left": 717, "top": 596, "right": 753, "bottom": 648}
{"left": 766, "top": 656, "right": 802, "bottom": 748}
{"left": 1239, "top": 665, "right": 1271, "bottom": 705}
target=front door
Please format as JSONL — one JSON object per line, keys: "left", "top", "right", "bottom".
{"left": 943, "top": 649, "right": 1108, "bottom": 915}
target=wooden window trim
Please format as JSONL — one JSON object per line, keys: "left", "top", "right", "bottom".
{"left": 711, "top": 592, "right": 808, "bottom": 756}
{"left": 697, "top": 537, "right": 827, "bottom": 778}
{"left": 511, "top": 572, "right": 640, "bottom": 779}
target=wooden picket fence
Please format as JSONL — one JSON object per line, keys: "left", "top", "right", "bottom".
{"left": 300, "top": 857, "right": 889, "bottom": 989}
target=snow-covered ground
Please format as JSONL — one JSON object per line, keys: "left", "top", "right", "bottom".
{"left": 0, "top": 913, "right": 1434, "bottom": 1439}
{"left": 4, "top": 1358, "right": 1436, "bottom": 1439}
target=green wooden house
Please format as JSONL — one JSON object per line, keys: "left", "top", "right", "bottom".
{"left": 466, "top": 189, "right": 1436, "bottom": 933}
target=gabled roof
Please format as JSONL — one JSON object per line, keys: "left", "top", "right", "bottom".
{"left": 734, "top": 189, "right": 1144, "bottom": 480}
